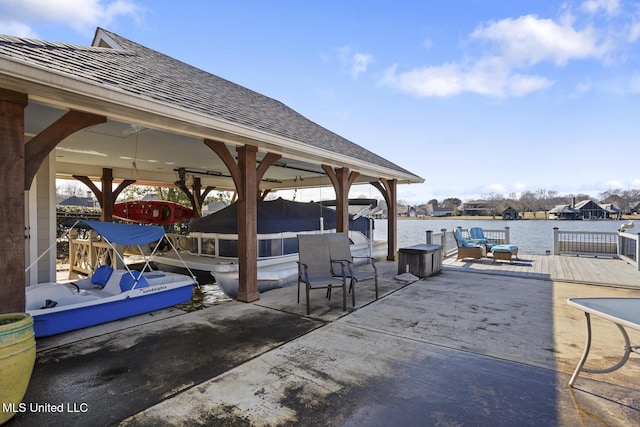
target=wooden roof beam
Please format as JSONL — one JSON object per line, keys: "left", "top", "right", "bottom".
{"left": 25, "top": 110, "right": 106, "bottom": 190}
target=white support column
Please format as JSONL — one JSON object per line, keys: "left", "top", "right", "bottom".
{"left": 440, "top": 228, "right": 448, "bottom": 256}
{"left": 27, "top": 154, "right": 57, "bottom": 285}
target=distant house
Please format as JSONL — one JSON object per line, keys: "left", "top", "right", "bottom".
{"left": 202, "top": 201, "right": 227, "bottom": 216}
{"left": 628, "top": 201, "right": 640, "bottom": 214}
{"left": 574, "top": 200, "right": 608, "bottom": 219}
{"left": 548, "top": 204, "right": 580, "bottom": 220}
{"left": 550, "top": 200, "right": 614, "bottom": 220}
{"left": 425, "top": 203, "right": 454, "bottom": 217}
{"left": 413, "top": 205, "right": 429, "bottom": 217}
{"left": 58, "top": 195, "right": 95, "bottom": 207}
{"left": 461, "top": 200, "right": 492, "bottom": 216}
{"left": 502, "top": 206, "right": 520, "bottom": 220}
{"left": 369, "top": 206, "right": 384, "bottom": 219}
{"left": 600, "top": 203, "right": 623, "bottom": 220}
{"left": 397, "top": 205, "right": 417, "bottom": 217}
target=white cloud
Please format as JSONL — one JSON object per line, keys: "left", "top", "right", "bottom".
{"left": 487, "top": 183, "right": 506, "bottom": 193}
{"left": 0, "top": 21, "right": 38, "bottom": 38}
{"left": 380, "top": 10, "right": 622, "bottom": 99}
{"left": 471, "top": 15, "right": 608, "bottom": 66}
{"left": 382, "top": 63, "right": 463, "bottom": 97}
{"left": 508, "top": 73, "right": 555, "bottom": 96}
{"left": 629, "top": 20, "right": 640, "bottom": 42}
{"left": 351, "top": 52, "right": 374, "bottom": 79}
{"left": 574, "top": 81, "right": 592, "bottom": 95}
{"left": 0, "top": 0, "right": 142, "bottom": 35}
{"left": 339, "top": 46, "right": 374, "bottom": 79}
{"left": 607, "top": 179, "right": 623, "bottom": 188}
{"left": 381, "top": 58, "right": 553, "bottom": 98}
{"left": 581, "top": 0, "right": 620, "bottom": 15}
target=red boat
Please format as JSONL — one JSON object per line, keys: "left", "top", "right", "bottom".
{"left": 112, "top": 200, "right": 194, "bottom": 225}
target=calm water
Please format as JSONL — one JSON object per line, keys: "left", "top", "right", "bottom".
{"left": 374, "top": 218, "right": 628, "bottom": 255}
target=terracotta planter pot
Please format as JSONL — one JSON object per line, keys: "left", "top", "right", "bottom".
{"left": 0, "top": 313, "right": 36, "bottom": 425}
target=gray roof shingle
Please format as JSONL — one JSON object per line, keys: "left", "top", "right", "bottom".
{"left": 0, "top": 28, "right": 421, "bottom": 181}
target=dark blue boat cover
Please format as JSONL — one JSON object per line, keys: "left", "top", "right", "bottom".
{"left": 72, "top": 220, "right": 166, "bottom": 245}
{"left": 188, "top": 198, "right": 370, "bottom": 235}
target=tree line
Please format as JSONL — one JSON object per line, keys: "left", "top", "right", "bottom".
{"left": 399, "top": 188, "right": 640, "bottom": 217}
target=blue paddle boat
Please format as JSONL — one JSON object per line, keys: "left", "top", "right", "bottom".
{"left": 26, "top": 220, "right": 197, "bottom": 338}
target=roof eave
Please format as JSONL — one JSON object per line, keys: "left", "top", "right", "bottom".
{"left": 0, "top": 57, "right": 422, "bottom": 184}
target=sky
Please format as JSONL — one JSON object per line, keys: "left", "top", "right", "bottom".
{"left": 2, "top": 0, "right": 640, "bottom": 205}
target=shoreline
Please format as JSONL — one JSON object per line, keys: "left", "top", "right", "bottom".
{"left": 397, "top": 213, "right": 640, "bottom": 221}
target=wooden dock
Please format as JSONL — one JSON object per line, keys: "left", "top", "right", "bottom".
{"left": 442, "top": 253, "right": 640, "bottom": 289}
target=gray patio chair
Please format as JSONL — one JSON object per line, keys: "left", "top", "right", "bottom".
{"left": 328, "top": 233, "right": 378, "bottom": 302}
{"left": 297, "top": 234, "right": 347, "bottom": 315}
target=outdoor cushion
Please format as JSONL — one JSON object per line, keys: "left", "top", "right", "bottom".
{"left": 491, "top": 245, "right": 518, "bottom": 253}
{"left": 453, "top": 228, "right": 482, "bottom": 248}
{"left": 119, "top": 271, "right": 150, "bottom": 291}
{"left": 91, "top": 265, "right": 114, "bottom": 286}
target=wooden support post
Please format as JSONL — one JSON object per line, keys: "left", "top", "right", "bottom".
{"left": 0, "top": 89, "right": 28, "bottom": 313}
{"left": 74, "top": 170, "right": 134, "bottom": 222}
{"left": 259, "top": 189, "right": 272, "bottom": 200}
{"left": 322, "top": 166, "right": 359, "bottom": 233}
{"left": 236, "top": 145, "right": 259, "bottom": 302}
{"left": 68, "top": 229, "right": 78, "bottom": 274}
{"left": 204, "top": 139, "right": 281, "bottom": 302}
{"left": 372, "top": 178, "right": 398, "bottom": 261}
{"left": 191, "top": 178, "right": 203, "bottom": 218}
{"left": 100, "top": 168, "right": 114, "bottom": 222}
{"left": 176, "top": 177, "right": 215, "bottom": 218}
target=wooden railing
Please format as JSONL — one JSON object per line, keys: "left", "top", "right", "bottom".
{"left": 424, "top": 226, "right": 640, "bottom": 271}
{"left": 552, "top": 227, "right": 618, "bottom": 257}
{"left": 68, "top": 229, "right": 148, "bottom": 277}
{"left": 425, "top": 229, "right": 455, "bottom": 257}
{"left": 68, "top": 229, "right": 118, "bottom": 277}
{"left": 165, "top": 233, "right": 193, "bottom": 252}
{"left": 552, "top": 227, "right": 640, "bottom": 270}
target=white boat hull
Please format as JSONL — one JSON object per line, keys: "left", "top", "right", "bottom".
{"left": 152, "top": 251, "right": 299, "bottom": 297}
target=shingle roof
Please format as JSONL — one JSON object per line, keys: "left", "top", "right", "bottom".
{"left": 0, "top": 28, "right": 421, "bottom": 181}
{"left": 58, "top": 196, "right": 92, "bottom": 206}
{"left": 548, "top": 204, "right": 578, "bottom": 214}
{"left": 573, "top": 200, "right": 603, "bottom": 210}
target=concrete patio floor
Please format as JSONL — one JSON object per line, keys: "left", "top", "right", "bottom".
{"left": 10, "top": 259, "right": 640, "bottom": 426}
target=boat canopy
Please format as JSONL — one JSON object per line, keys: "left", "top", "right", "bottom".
{"left": 188, "top": 198, "right": 370, "bottom": 235}
{"left": 70, "top": 220, "right": 166, "bottom": 245}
